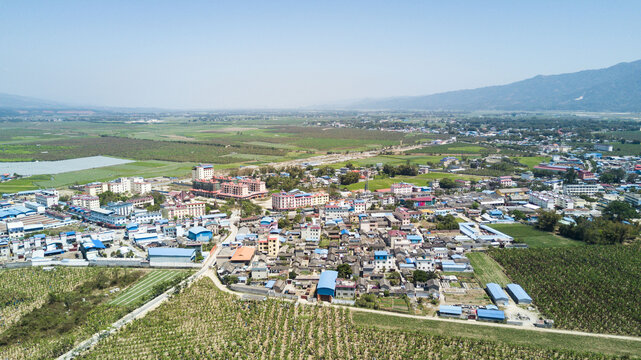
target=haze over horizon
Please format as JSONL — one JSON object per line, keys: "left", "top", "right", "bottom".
{"left": 2, "top": 1, "right": 641, "bottom": 110}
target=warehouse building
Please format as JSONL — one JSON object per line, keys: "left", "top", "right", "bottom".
{"left": 438, "top": 305, "right": 462, "bottom": 318}
{"left": 477, "top": 308, "right": 505, "bottom": 322}
{"left": 148, "top": 247, "right": 195, "bottom": 266}
{"left": 187, "top": 226, "right": 213, "bottom": 242}
{"left": 505, "top": 283, "right": 533, "bottom": 304}
{"left": 316, "top": 270, "right": 338, "bottom": 302}
{"left": 486, "top": 283, "right": 510, "bottom": 305}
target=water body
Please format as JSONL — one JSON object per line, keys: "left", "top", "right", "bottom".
{"left": 0, "top": 156, "right": 134, "bottom": 176}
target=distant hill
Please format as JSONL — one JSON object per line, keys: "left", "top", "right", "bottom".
{"left": 347, "top": 60, "right": 641, "bottom": 112}
{"left": 0, "top": 93, "right": 69, "bottom": 109}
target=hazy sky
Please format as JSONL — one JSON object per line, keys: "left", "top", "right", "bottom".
{"left": 1, "top": 1, "right": 640, "bottom": 109}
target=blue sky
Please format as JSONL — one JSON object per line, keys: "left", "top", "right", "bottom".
{"left": 1, "top": 1, "right": 640, "bottom": 109}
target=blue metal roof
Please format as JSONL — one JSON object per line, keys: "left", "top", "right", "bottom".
{"left": 188, "top": 226, "right": 211, "bottom": 234}
{"left": 45, "top": 249, "right": 65, "bottom": 256}
{"left": 486, "top": 283, "right": 509, "bottom": 303}
{"left": 374, "top": 250, "right": 388, "bottom": 257}
{"left": 317, "top": 270, "right": 338, "bottom": 296}
{"left": 91, "top": 239, "right": 106, "bottom": 249}
{"left": 148, "top": 247, "right": 195, "bottom": 258}
{"left": 265, "top": 280, "right": 276, "bottom": 289}
{"left": 506, "top": 283, "right": 532, "bottom": 303}
{"left": 477, "top": 309, "right": 505, "bottom": 320}
{"left": 439, "top": 305, "right": 462, "bottom": 315}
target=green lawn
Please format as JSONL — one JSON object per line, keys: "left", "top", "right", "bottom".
{"left": 489, "top": 223, "right": 584, "bottom": 248}
{"left": 467, "top": 252, "right": 511, "bottom": 287}
{"left": 110, "top": 270, "right": 186, "bottom": 306}
{"left": 345, "top": 172, "right": 484, "bottom": 191}
{"left": 351, "top": 311, "right": 641, "bottom": 358}
{"left": 514, "top": 156, "right": 550, "bottom": 169}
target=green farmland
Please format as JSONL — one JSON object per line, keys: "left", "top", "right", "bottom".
{"left": 405, "top": 142, "right": 489, "bottom": 155}
{"left": 111, "top": 270, "right": 187, "bottom": 306}
{"left": 352, "top": 311, "right": 641, "bottom": 358}
{"left": 331, "top": 154, "right": 447, "bottom": 169}
{"left": 467, "top": 252, "right": 511, "bottom": 287}
{"left": 489, "top": 223, "right": 584, "bottom": 248}
{"left": 345, "top": 172, "right": 484, "bottom": 191}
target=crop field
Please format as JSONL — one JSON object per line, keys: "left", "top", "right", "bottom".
{"left": 110, "top": 270, "right": 187, "bottom": 306}
{"left": 466, "top": 252, "right": 510, "bottom": 287}
{"left": 490, "top": 244, "right": 641, "bottom": 337}
{"left": 345, "top": 172, "right": 484, "bottom": 191}
{"left": 0, "top": 136, "right": 290, "bottom": 164}
{"left": 489, "top": 223, "right": 584, "bottom": 248}
{"left": 0, "top": 267, "right": 106, "bottom": 333}
{"left": 353, "top": 311, "right": 641, "bottom": 358}
{"left": 405, "top": 142, "right": 489, "bottom": 155}
{"left": 78, "top": 277, "right": 624, "bottom": 360}
{"left": 0, "top": 267, "right": 146, "bottom": 360}
{"left": 1, "top": 122, "right": 429, "bottom": 162}
{"left": 330, "top": 154, "right": 447, "bottom": 169}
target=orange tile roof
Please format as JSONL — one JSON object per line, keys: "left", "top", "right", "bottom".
{"left": 231, "top": 246, "right": 256, "bottom": 262}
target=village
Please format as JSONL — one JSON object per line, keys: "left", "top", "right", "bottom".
{"left": 2, "top": 143, "right": 641, "bottom": 329}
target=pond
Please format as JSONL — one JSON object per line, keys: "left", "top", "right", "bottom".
{"left": 0, "top": 156, "right": 134, "bottom": 176}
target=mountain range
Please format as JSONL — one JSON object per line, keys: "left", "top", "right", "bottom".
{"left": 2, "top": 59, "right": 641, "bottom": 112}
{"left": 347, "top": 59, "right": 641, "bottom": 112}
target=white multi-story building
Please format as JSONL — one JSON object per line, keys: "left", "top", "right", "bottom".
{"left": 352, "top": 199, "right": 367, "bottom": 213}
{"left": 390, "top": 183, "right": 413, "bottom": 195}
{"left": 498, "top": 176, "right": 515, "bottom": 188}
{"left": 373, "top": 251, "right": 395, "bottom": 272}
{"left": 415, "top": 258, "right": 435, "bottom": 272}
{"left": 107, "top": 178, "right": 131, "bottom": 194}
{"left": 164, "top": 202, "right": 206, "bottom": 219}
{"left": 85, "top": 182, "right": 108, "bottom": 196}
{"left": 562, "top": 184, "right": 600, "bottom": 196}
{"left": 132, "top": 181, "right": 152, "bottom": 195}
{"left": 6, "top": 221, "right": 24, "bottom": 239}
{"left": 192, "top": 164, "right": 214, "bottom": 181}
{"left": 529, "top": 191, "right": 575, "bottom": 210}
{"left": 624, "top": 193, "right": 641, "bottom": 208}
{"left": 300, "top": 223, "right": 321, "bottom": 242}
{"left": 71, "top": 194, "right": 100, "bottom": 210}
{"left": 272, "top": 191, "right": 329, "bottom": 210}
{"left": 131, "top": 210, "right": 162, "bottom": 224}
{"left": 35, "top": 189, "right": 59, "bottom": 207}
